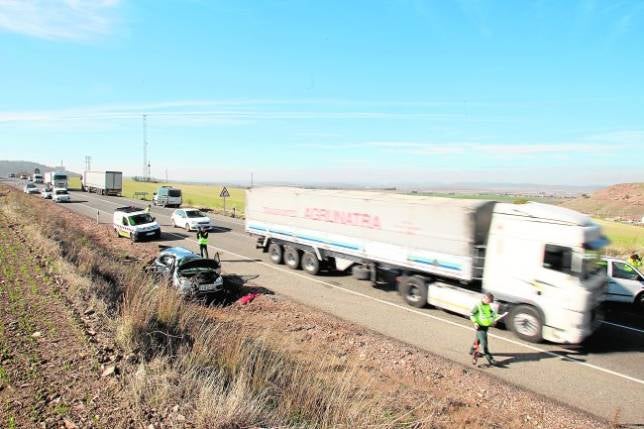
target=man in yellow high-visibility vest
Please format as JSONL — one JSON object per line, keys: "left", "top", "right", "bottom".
{"left": 196, "top": 227, "right": 209, "bottom": 259}
{"left": 469, "top": 292, "right": 497, "bottom": 366}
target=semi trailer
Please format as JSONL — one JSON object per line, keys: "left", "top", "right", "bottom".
{"left": 246, "top": 187, "right": 608, "bottom": 344}
{"left": 82, "top": 171, "right": 123, "bottom": 196}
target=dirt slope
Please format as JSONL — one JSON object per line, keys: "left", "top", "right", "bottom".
{"left": 562, "top": 183, "right": 644, "bottom": 220}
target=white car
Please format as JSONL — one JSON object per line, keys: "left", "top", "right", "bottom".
{"left": 52, "top": 188, "right": 71, "bottom": 203}
{"left": 23, "top": 183, "right": 39, "bottom": 194}
{"left": 171, "top": 208, "right": 214, "bottom": 231}
{"left": 600, "top": 257, "right": 644, "bottom": 310}
{"left": 41, "top": 188, "right": 53, "bottom": 199}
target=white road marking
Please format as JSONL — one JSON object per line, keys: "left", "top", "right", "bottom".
{"left": 71, "top": 192, "right": 248, "bottom": 238}
{"left": 600, "top": 320, "right": 644, "bottom": 334}
{"left": 21, "top": 185, "right": 644, "bottom": 386}
{"left": 160, "top": 234, "right": 644, "bottom": 387}
{"left": 72, "top": 191, "right": 245, "bottom": 227}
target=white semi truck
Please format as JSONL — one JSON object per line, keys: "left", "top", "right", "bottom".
{"left": 246, "top": 187, "right": 609, "bottom": 344}
{"left": 83, "top": 171, "right": 123, "bottom": 196}
{"left": 44, "top": 171, "right": 68, "bottom": 189}
{"left": 32, "top": 173, "right": 44, "bottom": 184}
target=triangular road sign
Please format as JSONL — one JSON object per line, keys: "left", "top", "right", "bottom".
{"left": 219, "top": 186, "right": 230, "bottom": 198}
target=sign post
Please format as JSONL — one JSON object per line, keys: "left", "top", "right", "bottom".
{"left": 219, "top": 186, "right": 230, "bottom": 216}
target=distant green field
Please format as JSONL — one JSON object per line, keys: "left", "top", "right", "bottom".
{"left": 412, "top": 192, "right": 565, "bottom": 205}
{"left": 595, "top": 219, "right": 644, "bottom": 255}
{"left": 122, "top": 179, "right": 246, "bottom": 215}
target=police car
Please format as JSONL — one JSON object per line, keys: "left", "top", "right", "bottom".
{"left": 113, "top": 206, "right": 161, "bottom": 242}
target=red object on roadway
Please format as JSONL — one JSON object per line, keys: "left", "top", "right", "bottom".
{"left": 239, "top": 292, "right": 259, "bottom": 305}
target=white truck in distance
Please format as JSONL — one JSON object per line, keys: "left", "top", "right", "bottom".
{"left": 32, "top": 173, "right": 44, "bottom": 184}
{"left": 246, "top": 187, "right": 608, "bottom": 344}
{"left": 44, "top": 171, "right": 68, "bottom": 189}
{"left": 83, "top": 171, "right": 123, "bottom": 196}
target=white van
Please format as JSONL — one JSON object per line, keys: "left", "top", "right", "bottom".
{"left": 153, "top": 186, "right": 182, "bottom": 208}
{"left": 113, "top": 206, "right": 161, "bottom": 242}
{"left": 600, "top": 258, "right": 644, "bottom": 310}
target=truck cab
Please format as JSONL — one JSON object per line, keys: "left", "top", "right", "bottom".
{"left": 113, "top": 206, "right": 161, "bottom": 242}
{"left": 153, "top": 186, "right": 182, "bottom": 208}
{"left": 482, "top": 203, "right": 608, "bottom": 344}
{"left": 32, "top": 174, "right": 44, "bottom": 184}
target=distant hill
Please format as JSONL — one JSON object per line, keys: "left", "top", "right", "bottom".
{"left": 562, "top": 183, "right": 644, "bottom": 220}
{"left": 0, "top": 160, "right": 79, "bottom": 177}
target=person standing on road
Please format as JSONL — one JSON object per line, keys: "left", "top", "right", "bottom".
{"left": 196, "top": 227, "right": 209, "bottom": 259}
{"left": 144, "top": 204, "right": 151, "bottom": 214}
{"left": 469, "top": 292, "right": 498, "bottom": 366}
{"left": 627, "top": 253, "right": 642, "bottom": 270}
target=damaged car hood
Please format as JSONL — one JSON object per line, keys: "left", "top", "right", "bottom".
{"left": 177, "top": 258, "right": 220, "bottom": 272}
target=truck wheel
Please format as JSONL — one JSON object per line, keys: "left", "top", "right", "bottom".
{"left": 302, "top": 252, "right": 320, "bottom": 275}
{"left": 284, "top": 246, "right": 300, "bottom": 270}
{"left": 509, "top": 305, "right": 543, "bottom": 343}
{"left": 268, "top": 243, "right": 283, "bottom": 264}
{"left": 399, "top": 276, "right": 428, "bottom": 308}
{"left": 352, "top": 265, "right": 370, "bottom": 280}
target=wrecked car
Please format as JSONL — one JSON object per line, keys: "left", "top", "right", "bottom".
{"left": 147, "top": 247, "right": 225, "bottom": 298}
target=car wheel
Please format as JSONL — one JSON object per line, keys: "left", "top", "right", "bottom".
{"left": 284, "top": 246, "right": 301, "bottom": 270}
{"left": 130, "top": 232, "right": 137, "bottom": 243}
{"left": 302, "top": 252, "right": 320, "bottom": 275}
{"left": 114, "top": 228, "right": 120, "bottom": 238}
{"left": 635, "top": 292, "right": 644, "bottom": 312}
{"left": 509, "top": 305, "right": 543, "bottom": 343}
{"left": 398, "top": 276, "right": 428, "bottom": 308}
{"left": 268, "top": 243, "right": 283, "bottom": 264}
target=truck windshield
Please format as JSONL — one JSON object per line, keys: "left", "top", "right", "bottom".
{"left": 168, "top": 189, "right": 181, "bottom": 197}
{"left": 579, "top": 250, "right": 602, "bottom": 280}
{"left": 54, "top": 174, "right": 67, "bottom": 180}
{"left": 56, "top": 190, "right": 68, "bottom": 195}
{"left": 186, "top": 210, "right": 204, "bottom": 218}
{"left": 129, "top": 214, "right": 154, "bottom": 226}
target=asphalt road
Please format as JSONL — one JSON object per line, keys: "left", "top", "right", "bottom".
{"left": 6, "top": 181, "right": 644, "bottom": 425}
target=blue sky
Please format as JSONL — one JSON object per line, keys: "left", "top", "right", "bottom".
{"left": 0, "top": 0, "right": 642, "bottom": 186}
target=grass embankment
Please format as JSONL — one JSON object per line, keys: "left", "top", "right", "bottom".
{"left": 123, "top": 179, "right": 245, "bottom": 215}
{"left": 595, "top": 219, "right": 644, "bottom": 256}
{"left": 0, "top": 187, "right": 411, "bottom": 428}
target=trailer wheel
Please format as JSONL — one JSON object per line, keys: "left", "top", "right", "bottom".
{"left": 509, "top": 305, "right": 543, "bottom": 343}
{"left": 284, "top": 246, "right": 300, "bottom": 270}
{"left": 268, "top": 243, "right": 283, "bottom": 264}
{"left": 352, "top": 265, "right": 371, "bottom": 280}
{"left": 400, "top": 276, "right": 427, "bottom": 308}
{"left": 302, "top": 252, "right": 320, "bottom": 275}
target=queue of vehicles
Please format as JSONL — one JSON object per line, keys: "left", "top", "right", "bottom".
{"left": 12, "top": 174, "right": 642, "bottom": 337}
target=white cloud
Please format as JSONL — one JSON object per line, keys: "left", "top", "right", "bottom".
{"left": 0, "top": 0, "right": 120, "bottom": 41}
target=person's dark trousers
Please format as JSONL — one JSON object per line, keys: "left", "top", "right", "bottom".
{"left": 471, "top": 327, "right": 494, "bottom": 363}
{"left": 200, "top": 244, "right": 209, "bottom": 259}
